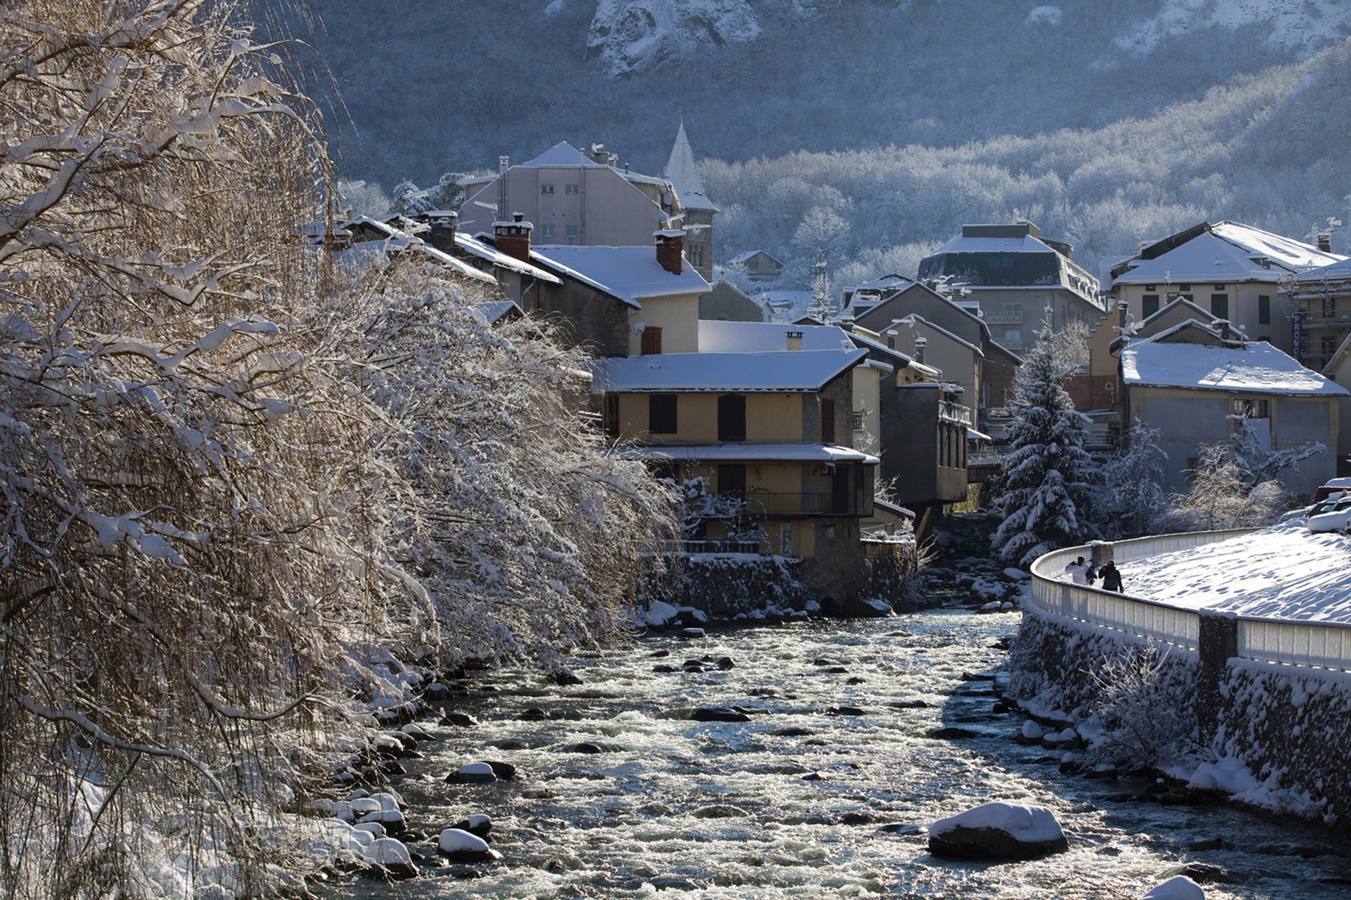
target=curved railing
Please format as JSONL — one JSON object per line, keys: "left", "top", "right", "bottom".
{"left": 1029, "top": 529, "right": 1351, "bottom": 673}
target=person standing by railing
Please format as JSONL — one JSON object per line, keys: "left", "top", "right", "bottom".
{"left": 1100, "top": 560, "right": 1123, "bottom": 592}
{"left": 1063, "top": 555, "right": 1089, "bottom": 585}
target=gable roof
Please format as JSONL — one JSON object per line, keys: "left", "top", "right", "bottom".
{"left": 530, "top": 244, "right": 710, "bottom": 308}
{"left": 1122, "top": 334, "right": 1347, "bottom": 397}
{"left": 332, "top": 217, "right": 496, "bottom": 284}
{"left": 1138, "top": 295, "right": 1217, "bottom": 331}
{"left": 1112, "top": 221, "right": 1345, "bottom": 286}
{"left": 727, "top": 249, "right": 784, "bottom": 267}
{"left": 663, "top": 121, "right": 718, "bottom": 213}
{"left": 697, "top": 320, "right": 857, "bottom": 353}
{"left": 1292, "top": 255, "right": 1351, "bottom": 285}
{"left": 594, "top": 348, "right": 866, "bottom": 393}
{"left": 854, "top": 282, "right": 992, "bottom": 343}
{"left": 521, "top": 140, "right": 609, "bottom": 168}
{"left": 888, "top": 313, "right": 984, "bottom": 357}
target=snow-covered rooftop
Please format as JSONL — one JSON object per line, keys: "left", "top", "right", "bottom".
{"left": 727, "top": 249, "right": 783, "bottom": 266}
{"left": 928, "top": 234, "right": 1056, "bottom": 255}
{"left": 697, "top": 320, "right": 856, "bottom": 353}
{"left": 594, "top": 348, "right": 866, "bottom": 393}
{"left": 454, "top": 231, "right": 561, "bottom": 284}
{"left": 663, "top": 121, "right": 718, "bottom": 213}
{"left": 531, "top": 244, "right": 710, "bottom": 308}
{"left": 1291, "top": 255, "right": 1351, "bottom": 285}
{"left": 623, "top": 442, "right": 878, "bottom": 464}
{"left": 520, "top": 140, "right": 610, "bottom": 168}
{"left": 331, "top": 219, "right": 495, "bottom": 284}
{"left": 1116, "top": 524, "right": 1351, "bottom": 623}
{"left": 889, "top": 313, "right": 984, "bottom": 357}
{"left": 1113, "top": 222, "right": 1345, "bottom": 286}
{"left": 1121, "top": 335, "right": 1348, "bottom": 397}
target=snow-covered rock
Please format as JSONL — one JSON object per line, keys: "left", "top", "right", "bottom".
{"left": 586, "top": 0, "right": 762, "bottom": 78}
{"left": 450, "top": 813, "right": 492, "bottom": 838}
{"left": 1003, "top": 567, "right": 1031, "bottom": 581}
{"left": 354, "top": 822, "right": 386, "bottom": 838}
{"left": 1144, "top": 875, "right": 1206, "bottom": 900}
{"left": 437, "top": 827, "right": 502, "bottom": 861}
{"left": 861, "top": 597, "right": 894, "bottom": 617}
{"left": 640, "top": 599, "right": 680, "bottom": 626}
{"left": 362, "top": 837, "right": 416, "bottom": 878}
{"left": 928, "top": 802, "right": 1068, "bottom": 860}
{"left": 1021, "top": 720, "right": 1045, "bottom": 740}
{"left": 447, "top": 762, "right": 497, "bottom": 784}
{"left": 356, "top": 809, "right": 406, "bottom": 832}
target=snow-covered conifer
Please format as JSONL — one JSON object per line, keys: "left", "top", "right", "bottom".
{"left": 990, "top": 316, "right": 1097, "bottom": 564}
{"left": 1099, "top": 422, "right": 1169, "bottom": 537}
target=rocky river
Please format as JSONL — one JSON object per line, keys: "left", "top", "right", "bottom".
{"left": 332, "top": 610, "right": 1351, "bottom": 898}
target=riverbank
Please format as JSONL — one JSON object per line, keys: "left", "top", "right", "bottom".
{"left": 318, "top": 613, "right": 1351, "bottom": 897}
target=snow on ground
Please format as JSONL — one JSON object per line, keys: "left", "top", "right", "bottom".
{"left": 1111, "top": 524, "right": 1351, "bottom": 623}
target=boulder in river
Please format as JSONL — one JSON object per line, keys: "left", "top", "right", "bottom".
{"left": 691, "top": 706, "right": 751, "bottom": 723}
{"left": 564, "top": 741, "right": 607, "bottom": 754}
{"left": 681, "top": 627, "right": 706, "bottom": 639}
{"left": 438, "top": 827, "right": 502, "bottom": 862}
{"left": 1144, "top": 875, "right": 1206, "bottom": 899}
{"left": 927, "top": 802, "right": 1068, "bottom": 860}
{"left": 486, "top": 760, "right": 517, "bottom": 780}
{"left": 446, "top": 762, "right": 496, "bottom": 784}
{"left": 449, "top": 814, "right": 491, "bottom": 839}
{"left": 362, "top": 837, "right": 417, "bottom": 879}
{"left": 519, "top": 707, "right": 549, "bottom": 721}
{"left": 440, "top": 712, "right": 477, "bottom": 728}
{"left": 550, "top": 669, "right": 584, "bottom": 686}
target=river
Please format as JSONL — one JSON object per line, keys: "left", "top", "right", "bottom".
{"left": 335, "top": 610, "right": 1351, "bottom": 898}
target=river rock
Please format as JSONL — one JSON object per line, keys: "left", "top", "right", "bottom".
{"left": 519, "top": 707, "right": 549, "bottom": 721}
{"left": 356, "top": 809, "right": 406, "bottom": 833}
{"left": 363, "top": 837, "right": 416, "bottom": 879}
{"left": 1144, "top": 875, "right": 1206, "bottom": 899}
{"left": 550, "top": 669, "right": 584, "bottom": 686}
{"left": 447, "top": 762, "right": 496, "bottom": 784}
{"left": 890, "top": 699, "right": 929, "bottom": 709}
{"left": 691, "top": 706, "right": 751, "bottom": 723}
{"left": 653, "top": 664, "right": 677, "bottom": 673}
{"left": 565, "top": 741, "right": 607, "bottom": 754}
{"left": 681, "top": 627, "right": 706, "bottom": 639}
{"left": 772, "top": 726, "right": 816, "bottom": 737}
{"left": 486, "top": 760, "right": 516, "bottom": 780}
{"left": 438, "top": 827, "right": 502, "bottom": 862}
{"left": 926, "top": 726, "right": 980, "bottom": 739}
{"left": 927, "top": 802, "right": 1068, "bottom": 860}
{"left": 1175, "top": 862, "right": 1231, "bottom": 884}
{"left": 714, "top": 656, "right": 735, "bottom": 670}
{"left": 440, "top": 712, "right": 477, "bottom": 728}
{"left": 449, "top": 814, "right": 491, "bottom": 838}
{"left": 829, "top": 706, "right": 866, "bottom": 716}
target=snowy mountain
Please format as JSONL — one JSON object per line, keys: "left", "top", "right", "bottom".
{"left": 1115, "top": 0, "right": 1351, "bottom": 54}
{"left": 586, "top": 0, "right": 762, "bottom": 78}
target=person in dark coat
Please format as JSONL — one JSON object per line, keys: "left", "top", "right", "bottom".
{"left": 1100, "top": 561, "right": 1123, "bottom": 592}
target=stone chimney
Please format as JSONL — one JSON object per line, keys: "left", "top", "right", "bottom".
{"left": 786, "top": 329, "right": 803, "bottom": 351}
{"left": 425, "top": 210, "right": 457, "bottom": 253}
{"left": 913, "top": 334, "right": 927, "bottom": 365}
{"left": 1317, "top": 232, "right": 1333, "bottom": 254}
{"left": 654, "top": 228, "right": 685, "bottom": 275}
{"left": 884, "top": 328, "right": 898, "bottom": 351}
{"left": 494, "top": 211, "right": 533, "bottom": 263}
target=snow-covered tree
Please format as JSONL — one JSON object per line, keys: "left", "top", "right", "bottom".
{"left": 805, "top": 259, "right": 835, "bottom": 321}
{"left": 1098, "top": 422, "right": 1169, "bottom": 538}
{"left": 1160, "top": 443, "right": 1286, "bottom": 531}
{"left": 990, "top": 316, "right": 1097, "bottom": 564}
{"left": 337, "top": 177, "right": 394, "bottom": 219}
{"left": 793, "top": 204, "right": 849, "bottom": 265}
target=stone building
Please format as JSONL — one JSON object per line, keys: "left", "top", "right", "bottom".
{"left": 662, "top": 121, "right": 717, "bottom": 282}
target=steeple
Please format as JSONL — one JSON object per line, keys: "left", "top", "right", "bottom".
{"left": 663, "top": 119, "right": 718, "bottom": 212}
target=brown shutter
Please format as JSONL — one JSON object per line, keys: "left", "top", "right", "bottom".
{"left": 821, "top": 399, "right": 836, "bottom": 444}
{"left": 641, "top": 326, "right": 663, "bottom": 355}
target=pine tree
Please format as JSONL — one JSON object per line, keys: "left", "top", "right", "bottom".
{"left": 806, "top": 259, "right": 835, "bottom": 321}
{"left": 991, "top": 315, "right": 1097, "bottom": 564}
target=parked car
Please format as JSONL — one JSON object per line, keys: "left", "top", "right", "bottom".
{"left": 1312, "top": 478, "right": 1351, "bottom": 503}
{"left": 1303, "top": 495, "right": 1351, "bottom": 519}
{"left": 1305, "top": 498, "right": 1351, "bottom": 532}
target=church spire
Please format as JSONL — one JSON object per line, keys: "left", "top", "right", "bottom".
{"left": 663, "top": 119, "right": 716, "bottom": 212}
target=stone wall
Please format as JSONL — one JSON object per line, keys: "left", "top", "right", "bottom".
{"left": 1009, "top": 607, "right": 1351, "bottom": 825}
{"left": 643, "top": 553, "right": 816, "bottom": 620}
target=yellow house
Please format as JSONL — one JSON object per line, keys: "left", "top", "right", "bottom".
{"left": 596, "top": 346, "right": 878, "bottom": 591}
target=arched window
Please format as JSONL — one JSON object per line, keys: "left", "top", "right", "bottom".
{"left": 717, "top": 393, "right": 746, "bottom": 442}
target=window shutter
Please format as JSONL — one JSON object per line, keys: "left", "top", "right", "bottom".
{"left": 821, "top": 399, "right": 836, "bottom": 444}
{"left": 641, "top": 326, "right": 663, "bottom": 356}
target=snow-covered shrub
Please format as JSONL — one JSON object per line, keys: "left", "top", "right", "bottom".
{"left": 1086, "top": 647, "right": 1199, "bottom": 770}
{"left": 1160, "top": 441, "right": 1289, "bottom": 531}
{"left": 1096, "top": 422, "right": 1169, "bottom": 538}
{"left": 990, "top": 316, "right": 1096, "bottom": 564}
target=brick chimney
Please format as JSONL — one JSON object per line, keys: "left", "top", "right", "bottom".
{"left": 1317, "top": 232, "right": 1333, "bottom": 254}
{"left": 494, "top": 212, "right": 533, "bottom": 263}
{"left": 424, "top": 211, "right": 457, "bottom": 253}
{"left": 654, "top": 228, "right": 685, "bottom": 275}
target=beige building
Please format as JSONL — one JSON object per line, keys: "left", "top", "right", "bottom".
{"left": 1285, "top": 256, "right": 1351, "bottom": 371}
{"left": 1109, "top": 221, "right": 1344, "bottom": 359}
{"left": 879, "top": 314, "right": 982, "bottom": 412}
{"left": 1118, "top": 320, "right": 1346, "bottom": 496}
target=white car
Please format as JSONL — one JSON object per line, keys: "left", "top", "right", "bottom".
{"left": 1306, "top": 499, "right": 1351, "bottom": 533}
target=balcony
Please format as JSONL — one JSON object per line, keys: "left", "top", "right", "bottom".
{"left": 939, "top": 401, "right": 973, "bottom": 426}
{"left": 981, "top": 310, "right": 1024, "bottom": 324}
{"left": 736, "top": 491, "right": 853, "bottom": 517}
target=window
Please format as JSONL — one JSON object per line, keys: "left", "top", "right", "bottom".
{"left": 1178, "top": 283, "right": 1191, "bottom": 291}
{"left": 648, "top": 394, "right": 677, "bottom": 434}
{"left": 640, "top": 326, "right": 662, "bottom": 356}
{"left": 1214, "top": 284, "right": 1226, "bottom": 290}
{"left": 1258, "top": 294, "right": 1271, "bottom": 325}
{"left": 1211, "top": 293, "right": 1229, "bottom": 319}
{"left": 566, "top": 225, "right": 579, "bottom": 238}
{"left": 1142, "top": 294, "right": 1160, "bottom": 319}
{"left": 821, "top": 399, "right": 836, "bottom": 443}
{"left": 1231, "top": 398, "right": 1270, "bottom": 419}
{"left": 1144, "top": 284, "right": 1156, "bottom": 291}
{"left": 850, "top": 410, "right": 865, "bottom": 431}
{"left": 717, "top": 393, "right": 746, "bottom": 442}
{"left": 604, "top": 393, "right": 619, "bottom": 438}
{"left": 717, "top": 463, "right": 745, "bottom": 498}
{"left": 540, "top": 183, "right": 555, "bottom": 194}
{"left": 565, "top": 184, "right": 579, "bottom": 195}
{"left": 540, "top": 224, "right": 555, "bottom": 238}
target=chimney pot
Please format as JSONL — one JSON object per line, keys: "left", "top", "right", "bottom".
{"left": 654, "top": 228, "right": 685, "bottom": 275}
{"left": 424, "top": 211, "right": 457, "bottom": 253}
{"left": 1317, "top": 232, "right": 1333, "bottom": 254}
{"left": 493, "top": 212, "right": 533, "bottom": 263}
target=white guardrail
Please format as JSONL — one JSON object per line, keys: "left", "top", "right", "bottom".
{"left": 1029, "top": 529, "right": 1351, "bottom": 673}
